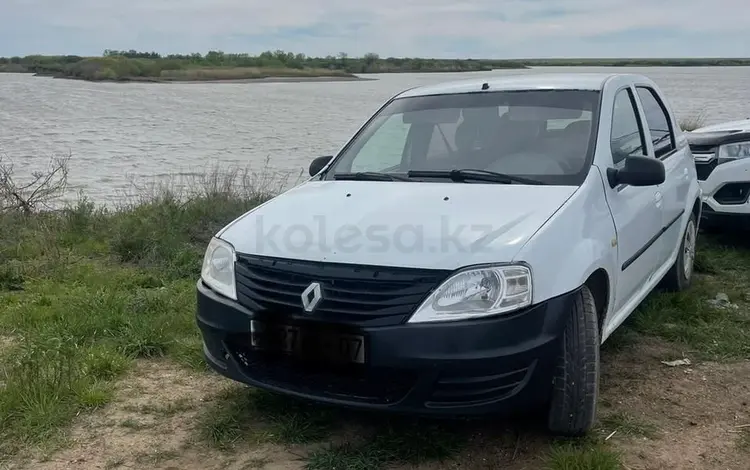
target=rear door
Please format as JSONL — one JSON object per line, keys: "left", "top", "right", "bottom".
{"left": 604, "top": 86, "right": 665, "bottom": 314}
{"left": 633, "top": 85, "right": 691, "bottom": 265}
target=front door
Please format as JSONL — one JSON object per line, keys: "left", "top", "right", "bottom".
{"left": 605, "top": 86, "right": 665, "bottom": 315}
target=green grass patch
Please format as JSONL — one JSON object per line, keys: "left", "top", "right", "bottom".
{"left": 306, "top": 443, "right": 387, "bottom": 470}
{"left": 0, "top": 164, "right": 280, "bottom": 458}
{"left": 196, "top": 387, "right": 340, "bottom": 449}
{"left": 544, "top": 440, "right": 622, "bottom": 470}
{"left": 197, "top": 386, "right": 466, "bottom": 468}
{"left": 305, "top": 418, "right": 465, "bottom": 470}
{"left": 629, "top": 234, "right": 750, "bottom": 361}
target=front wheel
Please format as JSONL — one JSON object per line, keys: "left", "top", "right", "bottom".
{"left": 547, "top": 285, "right": 600, "bottom": 437}
{"left": 661, "top": 211, "right": 697, "bottom": 292}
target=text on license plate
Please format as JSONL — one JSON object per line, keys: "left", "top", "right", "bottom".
{"left": 250, "top": 320, "right": 365, "bottom": 364}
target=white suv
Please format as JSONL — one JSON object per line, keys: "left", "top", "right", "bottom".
{"left": 687, "top": 119, "right": 750, "bottom": 230}
{"left": 196, "top": 73, "right": 701, "bottom": 436}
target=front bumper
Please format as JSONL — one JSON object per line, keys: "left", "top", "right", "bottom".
{"left": 700, "top": 204, "right": 750, "bottom": 230}
{"left": 196, "top": 280, "right": 575, "bottom": 417}
{"left": 696, "top": 158, "right": 750, "bottom": 216}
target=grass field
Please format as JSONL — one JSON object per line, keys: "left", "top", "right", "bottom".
{"left": 1, "top": 158, "right": 749, "bottom": 470}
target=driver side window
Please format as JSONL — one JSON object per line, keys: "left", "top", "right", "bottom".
{"left": 610, "top": 88, "right": 647, "bottom": 165}
{"left": 350, "top": 115, "right": 410, "bottom": 172}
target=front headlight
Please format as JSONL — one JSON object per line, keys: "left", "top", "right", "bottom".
{"left": 201, "top": 237, "right": 237, "bottom": 300}
{"left": 718, "top": 141, "right": 750, "bottom": 164}
{"left": 407, "top": 264, "right": 532, "bottom": 323}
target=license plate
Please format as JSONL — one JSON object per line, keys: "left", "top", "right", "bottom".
{"left": 250, "top": 320, "right": 365, "bottom": 364}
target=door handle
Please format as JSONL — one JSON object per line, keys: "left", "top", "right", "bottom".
{"left": 683, "top": 167, "right": 689, "bottom": 180}
{"left": 654, "top": 191, "right": 663, "bottom": 208}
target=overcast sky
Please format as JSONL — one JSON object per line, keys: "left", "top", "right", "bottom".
{"left": 1, "top": 0, "right": 748, "bottom": 58}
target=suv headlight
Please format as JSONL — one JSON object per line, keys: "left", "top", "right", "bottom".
{"left": 201, "top": 237, "right": 237, "bottom": 300}
{"left": 718, "top": 141, "right": 750, "bottom": 164}
{"left": 407, "top": 264, "right": 532, "bottom": 323}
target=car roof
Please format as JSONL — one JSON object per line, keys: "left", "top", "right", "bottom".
{"left": 396, "top": 72, "right": 638, "bottom": 98}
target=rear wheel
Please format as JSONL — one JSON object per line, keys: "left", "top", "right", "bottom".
{"left": 547, "top": 285, "right": 599, "bottom": 437}
{"left": 661, "top": 211, "right": 697, "bottom": 292}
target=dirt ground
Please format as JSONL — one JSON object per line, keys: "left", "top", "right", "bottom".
{"left": 599, "top": 338, "right": 749, "bottom": 470}
{"left": 5, "top": 336, "right": 749, "bottom": 470}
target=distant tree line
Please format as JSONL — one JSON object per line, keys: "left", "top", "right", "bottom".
{"left": 97, "top": 49, "right": 514, "bottom": 73}
{"left": 0, "top": 49, "right": 523, "bottom": 76}
{"left": 1, "top": 50, "right": 749, "bottom": 82}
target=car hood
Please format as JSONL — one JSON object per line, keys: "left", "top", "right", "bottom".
{"left": 690, "top": 119, "right": 750, "bottom": 134}
{"left": 687, "top": 119, "right": 750, "bottom": 149}
{"left": 218, "top": 180, "right": 578, "bottom": 270}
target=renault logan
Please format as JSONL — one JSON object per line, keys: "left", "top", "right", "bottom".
{"left": 196, "top": 73, "right": 701, "bottom": 436}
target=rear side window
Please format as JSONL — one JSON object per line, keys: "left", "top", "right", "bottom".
{"left": 636, "top": 87, "right": 676, "bottom": 158}
{"left": 610, "top": 88, "right": 647, "bottom": 164}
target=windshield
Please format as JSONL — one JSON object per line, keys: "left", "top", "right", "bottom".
{"left": 323, "top": 89, "right": 600, "bottom": 185}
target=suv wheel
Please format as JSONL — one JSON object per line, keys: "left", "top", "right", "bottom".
{"left": 547, "top": 284, "right": 599, "bottom": 437}
{"left": 661, "top": 211, "right": 697, "bottom": 292}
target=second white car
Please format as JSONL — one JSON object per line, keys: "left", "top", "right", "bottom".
{"left": 687, "top": 118, "right": 750, "bottom": 229}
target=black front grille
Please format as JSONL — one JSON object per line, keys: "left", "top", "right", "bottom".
{"left": 695, "top": 160, "right": 718, "bottom": 181}
{"left": 228, "top": 342, "right": 416, "bottom": 404}
{"left": 234, "top": 254, "right": 452, "bottom": 324}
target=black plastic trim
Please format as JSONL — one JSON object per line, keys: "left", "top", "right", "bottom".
{"left": 701, "top": 203, "right": 750, "bottom": 230}
{"left": 658, "top": 148, "right": 678, "bottom": 161}
{"left": 622, "top": 209, "right": 685, "bottom": 271}
{"left": 687, "top": 130, "right": 750, "bottom": 148}
{"left": 713, "top": 182, "right": 750, "bottom": 205}
{"left": 609, "top": 85, "right": 649, "bottom": 167}
{"left": 633, "top": 86, "right": 678, "bottom": 159}
{"left": 695, "top": 159, "right": 718, "bottom": 181}
{"left": 195, "top": 278, "right": 578, "bottom": 416}
{"left": 233, "top": 253, "right": 453, "bottom": 327}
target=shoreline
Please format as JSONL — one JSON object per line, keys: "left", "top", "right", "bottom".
{"left": 42, "top": 73, "right": 375, "bottom": 84}
{"left": 1, "top": 58, "right": 747, "bottom": 85}
{"left": 174, "top": 75, "right": 375, "bottom": 84}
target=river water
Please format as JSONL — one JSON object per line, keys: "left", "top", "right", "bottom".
{"left": 1, "top": 66, "right": 749, "bottom": 204}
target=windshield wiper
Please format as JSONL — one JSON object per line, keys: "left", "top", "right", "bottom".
{"left": 333, "top": 172, "right": 412, "bottom": 182}
{"left": 407, "top": 169, "right": 544, "bottom": 185}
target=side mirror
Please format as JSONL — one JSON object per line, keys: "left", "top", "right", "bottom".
{"left": 606, "top": 156, "right": 665, "bottom": 188}
{"left": 309, "top": 155, "right": 333, "bottom": 176}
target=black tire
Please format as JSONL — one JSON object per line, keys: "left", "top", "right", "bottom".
{"left": 661, "top": 211, "right": 697, "bottom": 292}
{"left": 547, "top": 284, "right": 600, "bottom": 437}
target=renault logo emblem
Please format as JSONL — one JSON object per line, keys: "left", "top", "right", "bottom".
{"left": 301, "top": 282, "right": 322, "bottom": 313}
